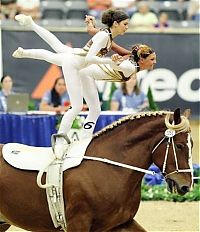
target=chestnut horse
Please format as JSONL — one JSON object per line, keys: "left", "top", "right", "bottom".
{"left": 0, "top": 109, "right": 193, "bottom": 232}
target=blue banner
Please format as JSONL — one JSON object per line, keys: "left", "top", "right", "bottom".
{"left": 2, "top": 28, "right": 199, "bottom": 118}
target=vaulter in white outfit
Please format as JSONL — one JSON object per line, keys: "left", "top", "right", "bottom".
{"left": 12, "top": 9, "right": 130, "bottom": 157}
{"left": 13, "top": 11, "right": 157, "bottom": 157}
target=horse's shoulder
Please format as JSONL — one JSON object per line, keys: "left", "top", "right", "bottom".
{"left": 0, "top": 144, "right": 4, "bottom": 153}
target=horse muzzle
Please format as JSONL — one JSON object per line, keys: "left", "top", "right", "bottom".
{"left": 166, "top": 178, "right": 190, "bottom": 195}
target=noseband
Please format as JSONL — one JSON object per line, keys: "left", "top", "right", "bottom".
{"left": 152, "top": 129, "right": 192, "bottom": 178}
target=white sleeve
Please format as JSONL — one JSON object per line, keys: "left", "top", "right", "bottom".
{"left": 110, "top": 59, "right": 136, "bottom": 77}
{"left": 85, "top": 31, "right": 113, "bottom": 65}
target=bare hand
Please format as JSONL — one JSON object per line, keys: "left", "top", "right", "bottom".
{"left": 85, "top": 15, "right": 96, "bottom": 25}
{"left": 111, "top": 54, "right": 124, "bottom": 64}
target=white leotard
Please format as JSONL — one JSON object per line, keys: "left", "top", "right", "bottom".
{"left": 79, "top": 57, "right": 136, "bottom": 83}
{"left": 66, "top": 30, "right": 114, "bottom": 70}
{"left": 15, "top": 20, "right": 135, "bottom": 141}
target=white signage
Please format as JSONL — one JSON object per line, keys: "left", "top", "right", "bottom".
{"left": 140, "top": 68, "right": 200, "bottom": 102}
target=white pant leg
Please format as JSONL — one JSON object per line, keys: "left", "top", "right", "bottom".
{"left": 20, "top": 49, "right": 64, "bottom": 66}
{"left": 31, "top": 21, "right": 72, "bottom": 53}
{"left": 58, "top": 58, "right": 83, "bottom": 135}
{"left": 79, "top": 69, "right": 101, "bottom": 138}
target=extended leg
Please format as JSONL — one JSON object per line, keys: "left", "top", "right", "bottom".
{"left": 15, "top": 14, "right": 72, "bottom": 53}
{"left": 12, "top": 47, "right": 64, "bottom": 66}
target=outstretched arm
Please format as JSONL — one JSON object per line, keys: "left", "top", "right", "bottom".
{"left": 85, "top": 15, "right": 131, "bottom": 56}
{"left": 111, "top": 43, "right": 131, "bottom": 56}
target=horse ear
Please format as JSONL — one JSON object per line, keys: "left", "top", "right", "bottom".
{"left": 173, "top": 108, "right": 181, "bottom": 125}
{"left": 183, "top": 109, "right": 191, "bottom": 119}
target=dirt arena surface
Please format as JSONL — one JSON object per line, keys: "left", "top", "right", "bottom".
{"left": 7, "top": 201, "right": 199, "bottom": 232}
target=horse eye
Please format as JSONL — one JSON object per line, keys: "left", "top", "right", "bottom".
{"left": 176, "top": 143, "right": 184, "bottom": 150}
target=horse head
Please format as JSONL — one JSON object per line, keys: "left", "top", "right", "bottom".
{"left": 152, "top": 108, "right": 193, "bottom": 195}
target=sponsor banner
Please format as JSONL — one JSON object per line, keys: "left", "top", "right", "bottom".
{"left": 2, "top": 30, "right": 199, "bottom": 118}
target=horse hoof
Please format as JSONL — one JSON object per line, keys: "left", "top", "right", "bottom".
{"left": 0, "top": 222, "right": 11, "bottom": 232}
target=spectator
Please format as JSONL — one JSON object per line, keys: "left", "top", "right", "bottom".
{"left": 111, "top": 76, "right": 149, "bottom": 112}
{"left": 87, "top": 0, "right": 112, "bottom": 19}
{"left": 16, "top": 0, "right": 41, "bottom": 20}
{"left": 39, "top": 77, "right": 71, "bottom": 113}
{"left": 0, "top": 0, "right": 17, "bottom": 20}
{"left": 130, "top": 2, "right": 158, "bottom": 28}
{"left": 187, "top": 0, "right": 200, "bottom": 21}
{"left": 154, "top": 12, "right": 169, "bottom": 29}
{"left": 112, "top": 0, "right": 137, "bottom": 17}
{"left": 0, "top": 75, "right": 14, "bottom": 112}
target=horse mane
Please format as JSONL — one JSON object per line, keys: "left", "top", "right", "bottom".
{"left": 94, "top": 110, "right": 191, "bottom": 138}
{"left": 94, "top": 110, "right": 169, "bottom": 138}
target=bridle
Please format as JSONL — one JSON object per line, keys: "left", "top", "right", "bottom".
{"left": 152, "top": 129, "right": 193, "bottom": 178}
{"left": 83, "top": 128, "right": 193, "bottom": 177}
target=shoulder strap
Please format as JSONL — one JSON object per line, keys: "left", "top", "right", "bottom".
{"left": 100, "top": 27, "right": 113, "bottom": 42}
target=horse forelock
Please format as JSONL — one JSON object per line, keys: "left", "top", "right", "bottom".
{"left": 164, "top": 113, "right": 191, "bottom": 133}
{"left": 93, "top": 110, "right": 170, "bottom": 138}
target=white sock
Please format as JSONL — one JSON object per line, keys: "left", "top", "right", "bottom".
{"left": 12, "top": 47, "right": 24, "bottom": 58}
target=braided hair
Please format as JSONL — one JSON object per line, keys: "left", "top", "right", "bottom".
{"left": 130, "top": 44, "right": 155, "bottom": 63}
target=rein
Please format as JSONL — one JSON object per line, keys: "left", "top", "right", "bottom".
{"left": 83, "top": 156, "right": 155, "bottom": 175}
{"left": 84, "top": 129, "right": 192, "bottom": 178}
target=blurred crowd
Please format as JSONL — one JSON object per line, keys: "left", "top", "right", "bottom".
{"left": 0, "top": 0, "right": 199, "bottom": 113}
{"left": 0, "top": 0, "right": 40, "bottom": 20}
{"left": 0, "top": 74, "right": 149, "bottom": 113}
{"left": 0, "top": 0, "right": 199, "bottom": 28}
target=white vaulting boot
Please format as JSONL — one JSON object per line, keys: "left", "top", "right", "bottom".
{"left": 15, "top": 14, "right": 33, "bottom": 26}
{"left": 12, "top": 47, "right": 24, "bottom": 58}
{"left": 51, "top": 133, "right": 71, "bottom": 160}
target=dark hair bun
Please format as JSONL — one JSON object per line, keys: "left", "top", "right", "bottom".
{"left": 102, "top": 9, "right": 129, "bottom": 27}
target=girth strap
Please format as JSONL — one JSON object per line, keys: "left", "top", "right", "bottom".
{"left": 46, "top": 159, "right": 67, "bottom": 231}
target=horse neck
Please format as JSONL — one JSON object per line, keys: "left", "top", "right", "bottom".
{"left": 91, "top": 115, "right": 166, "bottom": 171}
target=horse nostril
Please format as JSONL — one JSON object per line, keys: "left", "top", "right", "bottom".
{"left": 181, "top": 186, "right": 190, "bottom": 193}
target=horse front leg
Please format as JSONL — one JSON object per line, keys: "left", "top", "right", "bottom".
{"left": 66, "top": 205, "right": 93, "bottom": 232}
{"left": 67, "top": 215, "right": 92, "bottom": 232}
{"left": 111, "top": 219, "right": 147, "bottom": 232}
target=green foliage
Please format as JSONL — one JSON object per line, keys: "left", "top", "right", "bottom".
{"left": 56, "top": 115, "right": 84, "bottom": 130}
{"left": 71, "top": 116, "right": 84, "bottom": 129}
{"left": 101, "top": 83, "right": 117, "bottom": 110}
{"left": 141, "top": 183, "right": 200, "bottom": 201}
{"left": 28, "top": 100, "right": 37, "bottom": 111}
{"left": 147, "top": 86, "right": 159, "bottom": 111}
{"left": 193, "top": 168, "right": 200, "bottom": 185}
